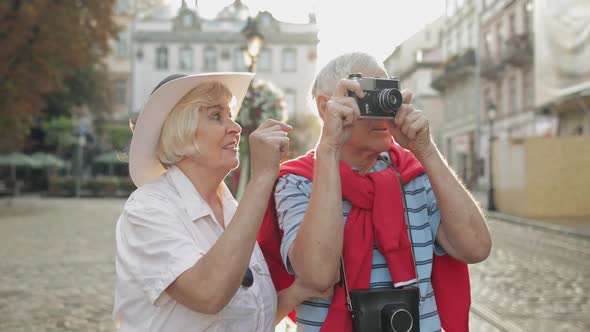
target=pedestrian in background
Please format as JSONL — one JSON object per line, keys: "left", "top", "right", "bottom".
{"left": 113, "top": 72, "right": 321, "bottom": 331}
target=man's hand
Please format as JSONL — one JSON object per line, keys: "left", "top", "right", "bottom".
{"left": 389, "top": 90, "right": 435, "bottom": 161}
{"left": 319, "top": 78, "right": 363, "bottom": 149}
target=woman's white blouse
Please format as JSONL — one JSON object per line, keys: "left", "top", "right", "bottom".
{"left": 113, "top": 166, "right": 277, "bottom": 332}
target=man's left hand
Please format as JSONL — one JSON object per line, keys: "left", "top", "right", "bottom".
{"left": 389, "top": 89, "right": 435, "bottom": 161}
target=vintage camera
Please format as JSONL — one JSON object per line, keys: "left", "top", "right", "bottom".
{"left": 381, "top": 302, "right": 416, "bottom": 332}
{"left": 350, "top": 286, "right": 420, "bottom": 332}
{"left": 347, "top": 73, "right": 403, "bottom": 118}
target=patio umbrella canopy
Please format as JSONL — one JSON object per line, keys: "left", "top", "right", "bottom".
{"left": 0, "top": 152, "right": 37, "bottom": 194}
{"left": 93, "top": 151, "right": 128, "bottom": 165}
{"left": 0, "top": 152, "right": 36, "bottom": 167}
{"left": 30, "top": 152, "right": 66, "bottom": 169}
{"left": 93, "top": 151, "right": 128, "bottom": 176}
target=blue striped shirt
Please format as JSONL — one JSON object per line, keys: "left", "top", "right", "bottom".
{"left": 275, "top": 153, "right": 444, "bottom": 332}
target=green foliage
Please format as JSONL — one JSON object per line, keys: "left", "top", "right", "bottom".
{"left": 44, "top": 64, "right": 113, "bottom": 119}
{"left": 288, "top": 112, "right": 321, "bottom": 158}
{"left": 41, "top": 116, "right": 75, "bottom": 156}
{"left": 0, "top": 0, "right": 118, "bottom": 149}
{"left": 103, "top": 123, "right": 132, "bottom": 150}
{"left": 236, "top": 79, "right": 287, "bottom": 135}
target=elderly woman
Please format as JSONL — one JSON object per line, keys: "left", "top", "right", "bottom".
{"left": 113, "top": 73, "right": 318, "bottom": 331}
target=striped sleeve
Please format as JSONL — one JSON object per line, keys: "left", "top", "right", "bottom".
{"left": 274, "top": 174, "right": 313, "bottom": 275}
{"left": 422, "top": 175, "right": 445, "bottom": 256}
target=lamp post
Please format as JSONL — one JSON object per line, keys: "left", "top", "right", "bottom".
{"left": 74, "top": 118, "right": 87, "bottom": 198}
{"left": 236, "top": 16, "right": 264, "bottom": 199}
{"left": 241, "top": 17, "right": 264, "bottom": 73}
{"left": 487, "top": 101, "right": 497, "bottom": 211}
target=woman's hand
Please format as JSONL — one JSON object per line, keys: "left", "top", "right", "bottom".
{"left": 389, "top": 90, "right": 436, "bottom": 161}
{"left": 249, "top": 119, "right": 292, "bottom": 181}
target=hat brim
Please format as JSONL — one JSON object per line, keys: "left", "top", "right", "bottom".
{"left": 129, "top": 72, "right": 254, "bottom": 187}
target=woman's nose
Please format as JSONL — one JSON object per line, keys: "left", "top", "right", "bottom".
{"left": 227, "top": 117, "right": 242, "bottom": 134}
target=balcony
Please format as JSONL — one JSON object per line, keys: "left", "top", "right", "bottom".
{"left": 431, "top": 49, "right": 476, "bottom": 91}
{"left": 501, "top": 32, "right": 533, "bottom": 67}
{"left": 481, "top": 55, "right": 503, "bottom": 80}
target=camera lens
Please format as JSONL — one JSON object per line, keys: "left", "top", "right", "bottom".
{"left": 389, "top": 308, "right": 413, "bottom": 332}
{"left": 377, "top": 88, "right": 403, "bottom": 113}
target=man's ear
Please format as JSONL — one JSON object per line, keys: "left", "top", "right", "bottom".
{"left": 315, "top": 95, "right": 329, "bottom": 119}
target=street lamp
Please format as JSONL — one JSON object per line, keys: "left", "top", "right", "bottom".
{"left": 235, "top": 16, "right": 265, "bottom": 199}
{"left": 241, "top": 16, "right": 264, "bottom": 72}
{"left": 487, "top": 101, "right": 497, "bottom": 211}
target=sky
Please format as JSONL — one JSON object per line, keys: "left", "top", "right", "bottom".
{"left": 169, "top": 0, "right": 445, "bottom": 68}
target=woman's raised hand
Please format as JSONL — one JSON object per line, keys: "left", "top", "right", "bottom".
{"left": 248, "top": 119, "right": 292, "bottom": 181}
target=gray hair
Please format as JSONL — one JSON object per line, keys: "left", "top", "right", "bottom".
{"left": 311, "top": 52, "right": 387, "bottom": 99}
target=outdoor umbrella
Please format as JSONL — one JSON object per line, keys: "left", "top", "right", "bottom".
{"left": 30, "top": 152, "right": 66, "bottom": 169}
{"left": 0, "top": 152, "right": 36, "bottom": 191}
{"left": 93, "top": 151, "right": 128, "bottom": 176}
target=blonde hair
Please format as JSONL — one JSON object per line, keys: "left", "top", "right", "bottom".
{"left": 156, "top": 81, "right": 233, "bottom": 167}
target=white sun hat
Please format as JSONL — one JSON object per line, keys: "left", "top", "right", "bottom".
{"left": 129, "top": 72, "right": 254, "bottom": 187}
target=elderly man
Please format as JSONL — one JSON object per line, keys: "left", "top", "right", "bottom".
{"left": 259, "top": 52, "right": 491, "bottom": 332}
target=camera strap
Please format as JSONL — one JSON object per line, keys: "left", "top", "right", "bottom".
{"left": 339, "top": 156, "right": 422, "bottom": 312}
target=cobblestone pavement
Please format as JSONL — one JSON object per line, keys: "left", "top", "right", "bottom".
{"left": 468, "top": 217, "right": 590, "bottom": 332}
{"left": 0, "top": 198, "right": 124, "bottom": 332}
{"left": 0, "top": 198, "right": 588, "bottom": 331}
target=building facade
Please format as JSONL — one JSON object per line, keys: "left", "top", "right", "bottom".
{"left": 384, "top": 17, "right": 446, "bottom": 147}
{"left": 105, "top": 0, "right": 137, "bottom": 122}
{"left": 431, "top": 0, "right": 480, "bottom": 188}
{"left": 130, "top": 0, "right": 318, "bottom": 122}
{"left": 478, "top": 0, "right": 558, "bottom": 188}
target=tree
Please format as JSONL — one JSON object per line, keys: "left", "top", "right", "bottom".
{"left": 41, "top": 116, "right": 75, "bottom": 158}
{"left": 233, "top": 79, "right": 287, "bottom": 198}
{"left": 0, "top": 1, "right": 118, "bottom": 151}
{"left": 287, "top": 112, "right": 321, "bottom": 158}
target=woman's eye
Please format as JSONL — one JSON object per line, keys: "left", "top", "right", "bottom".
{"left": 211, "top": 113, "right": 221, "bottom": 121}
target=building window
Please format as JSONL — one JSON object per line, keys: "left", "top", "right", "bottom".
{"left": 179, "top": 46, "right": 193, "bottom": 71}
{"left": 446, "top": 0, "right": 456, "bottom": 17}
{"left": 445, "top": 38, "right": 452, "bottom": 57}
{"left": 156, "top": 46, "right": 168, "bottom": 69}
{"left": 233, "top": 47, "right": 246, "bottom": 71}
{"left": 115, "top": 29, "right": 129, "bottom": 57}
{"left": 284, "top": 89, "right": 296, "bottom": 117}
{"left": 116, "top": 0, "right": 129, "bottom": 14}
{"left": 282, "top": 48, "right": 297, "bottom": 72}
{"left": 203, "top": 47, "right": 217, "bottom": 71}
{"left": 523, "top": 69, "right": 534, "bottom": 107}
{"left": 182, "top": 14, "right": 193, "bottom": 28}
{"left": 484, "top": 87, "right": 491, "bottom": 121}
{"left": 258, "top": 48, "right": 272, "bottom": 72}
{"left": 496, "top": 23, "right": 503, "bottom": 58}
{"left": 508, "top": 76, "right": 517, "bottom": 113}
{"left": 466, "top": 22, "right": 472, "bottom": 48}
{"left": 113, "top": 80, "right": 127, "bottom": 105}
{"left": 484, "top": 31, "right": 493, "bottom": 58}
{"left": 524, "top": 1, "right": 533, "bottom": 32}
{"left": 415, "top": 50, "right": 423, "bottom": 63}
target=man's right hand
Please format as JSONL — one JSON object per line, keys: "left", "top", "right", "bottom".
{"left": 319, "top": 78, "right": 363, "bottom": 149}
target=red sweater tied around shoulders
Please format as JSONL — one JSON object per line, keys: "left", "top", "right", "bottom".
{"left": 257, "top": 144, "right": 470, "bottom": 332}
